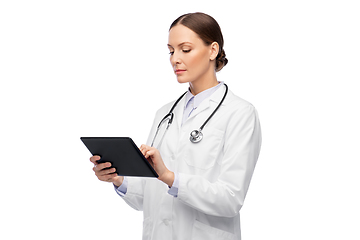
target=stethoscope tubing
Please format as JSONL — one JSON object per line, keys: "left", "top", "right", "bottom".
{"left": 151, "top": 84, "right": 228, "bottom": 147}
{"left": 198, "top": 84, "right": 228, "bottom": 132}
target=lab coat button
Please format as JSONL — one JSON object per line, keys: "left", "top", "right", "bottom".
{"left": 163, "top": 219, "right": 170, "bottom": 226}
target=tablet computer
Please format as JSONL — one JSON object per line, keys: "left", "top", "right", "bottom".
{"left": 81, "top": 137, "right": 158, "bottom": 178}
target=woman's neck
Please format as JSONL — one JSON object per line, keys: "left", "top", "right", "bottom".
{"left": 189, "top": 72, "right": 218, "bottom": 95}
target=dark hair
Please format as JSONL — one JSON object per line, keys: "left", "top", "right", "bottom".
{"left": 170, "top": 12, "right": 228, "bottom": 72}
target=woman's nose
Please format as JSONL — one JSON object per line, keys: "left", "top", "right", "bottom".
{"left": 170, "top": 52, "right": 181, "bottom": 66}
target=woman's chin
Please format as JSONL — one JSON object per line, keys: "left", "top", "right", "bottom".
{"left": 176, "top": 76, "right": 190, "bottom": 84}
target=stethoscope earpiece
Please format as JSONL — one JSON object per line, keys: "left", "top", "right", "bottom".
{"left": 190, "top": 130, "right": 203, "bottom": 143}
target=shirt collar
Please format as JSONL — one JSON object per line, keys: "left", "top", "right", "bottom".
{"left": 184, "top": 81, "right": 224, "bottom": 110}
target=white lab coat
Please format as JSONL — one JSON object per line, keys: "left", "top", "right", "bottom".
{"left": 121, "top": 84, "right": 261, "bottom": 240}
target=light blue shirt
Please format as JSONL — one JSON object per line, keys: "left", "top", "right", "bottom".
{"left": 182, "top": 82, "right": 224, "bottom": 126}
{"left": 115, "top": 82, "right": 224, "bottom": 197}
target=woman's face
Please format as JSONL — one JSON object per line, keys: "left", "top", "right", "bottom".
{"left": 168, "top": 24, "right": 218, "bottom": 84}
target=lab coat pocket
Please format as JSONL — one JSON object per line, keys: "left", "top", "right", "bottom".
{"left": 142, "top": 217, "right": 153, "bottom": 240}
{"left": 184, "top": 127, "right": 224, "bottom": 170}
{"left": 191, "top": 220, "right": 235, "bottom": 240}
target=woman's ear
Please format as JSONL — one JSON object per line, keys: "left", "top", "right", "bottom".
{"left": 209, "top": 42, "right": 220, "bottom": 61}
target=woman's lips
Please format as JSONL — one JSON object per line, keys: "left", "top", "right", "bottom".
{"left": 175, "top": 69, "right": 186, "bottom": 74}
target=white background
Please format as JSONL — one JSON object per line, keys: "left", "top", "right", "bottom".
{"left": 1, "top": 0, "right": 359, "bottom": 239}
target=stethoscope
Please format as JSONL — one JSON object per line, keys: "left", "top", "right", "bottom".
{"left": 151, "top": 84, "right": 228, "bottom": 147}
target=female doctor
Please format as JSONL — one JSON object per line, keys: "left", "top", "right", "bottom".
{"left": 90, "top": 12, "right": 261, "bottom": 240}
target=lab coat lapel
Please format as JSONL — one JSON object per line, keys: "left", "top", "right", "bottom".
{"left": 174, "top": 93, "right": 187, "bottom": 129}
{"left": 186, "top": 84, "right": 226, "bottom": 122}
{"left": 187, "top": 98, "right": 211, "bottom": 121}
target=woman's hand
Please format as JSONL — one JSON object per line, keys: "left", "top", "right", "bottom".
{"left": 139, "top": 145, "right": 174, "bottom": 187}
{"left": 90, "top": 155, "right": 124, "bottom": 187}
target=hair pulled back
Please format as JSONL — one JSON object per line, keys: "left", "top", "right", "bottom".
{"left": 170, "top": 12, "right": 228, "bottom": 72}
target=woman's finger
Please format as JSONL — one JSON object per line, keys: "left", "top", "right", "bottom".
{"left": 144, "top": 150, "right": 149, "bottom": 159}
{"left": 97, "top": 167, "right": 116, "bottom": 176}
{"left": 90, "top": 155, "right": 101, "bottom": 164}
{"left": 144, "top": 149, "right": 152, "bottom": 159}
{"left": 139, "top": 145, "right": 145, "bottom": 155}
{"left": 93, "top": 162, "right": 111, "bottom": 172}
{"left": 101, "top": 168, "right": 116, "bottom": 175}
{"left": 98, "top": 173, "right": 118, "bottom": 182}
{"left": 140, "top": 144, "right": 146, "bottom": 152}
{"left": 96, "top": 168, "right": 116, "bottom": 179}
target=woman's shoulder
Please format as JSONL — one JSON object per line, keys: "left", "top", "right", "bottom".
{"left": 226, "top": 89, "right": 256, "bottom": 112}
{"left": 224, "top": 90, "right": 260, "bottom": 128}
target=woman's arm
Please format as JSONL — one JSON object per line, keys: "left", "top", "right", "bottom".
{"left": 140, "top": 144, "right": 175, "bottom": 187}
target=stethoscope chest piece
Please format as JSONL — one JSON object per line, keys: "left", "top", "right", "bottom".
{"left": 189, "top": 130, "right": 203, "bottom": 143}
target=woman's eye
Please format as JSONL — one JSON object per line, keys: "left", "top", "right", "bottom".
{"left": 169, "top": 49, "right": 190, "bottom": 55}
